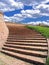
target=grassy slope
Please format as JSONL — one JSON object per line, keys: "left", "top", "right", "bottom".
{"left": 46, "top": 58, "right": 49, "bottom": 65}
{"left": 26, "top": 25, "right": 49, "bottom": 65}
{"left": 26, "top": 25, "right": 49, "bottom": 38}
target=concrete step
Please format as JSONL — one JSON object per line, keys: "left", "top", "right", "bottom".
{"left": 9, "top": 34, "right": 44, "bottom": 37}
{"left": 8, "top": 36, "right": 45, "bottom": 38}
{"left": 6, "top": 42, "right": 48, "bottom": 47}
{"left": 1, "top": 50, "right": 46, "bottom": 65}
{"left": 4, "top": 44, "right": 48, "bottom": 51}
{"left": 8, "top": 37, "right": 46, "bottom": 40}
{"left": 9, "top": 32, "right": 42, "bottom": 36}
{"left": 9, "top": 33, "right": 41, "bottom": 36}
{"left": 2, "top": 46, "right": 48, "bottom": 58}
{"left": 8, "top": 34, "right": 45, "bottom": 38}
{"left": 7, "top": 39, "right": 47, "bottom": 43}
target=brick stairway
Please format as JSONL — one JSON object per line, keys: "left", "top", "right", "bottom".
{"left": 1, "top": 23, "right": 48, "bottom": 65}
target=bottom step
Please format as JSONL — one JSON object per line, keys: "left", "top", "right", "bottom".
{"left": 1, "top": 50, "right": 46, "bottom": 65}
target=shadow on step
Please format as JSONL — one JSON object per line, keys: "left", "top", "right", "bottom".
{"left": 1, "top": 51, "right": 45, "bottom": 65}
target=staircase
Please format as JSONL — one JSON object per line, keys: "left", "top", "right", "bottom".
{"left": 1, "top": 23, "right": 48, "bottom": 65}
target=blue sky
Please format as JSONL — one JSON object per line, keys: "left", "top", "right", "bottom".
{"left": 0, "top": 0, "right": 49, "bottom": 24}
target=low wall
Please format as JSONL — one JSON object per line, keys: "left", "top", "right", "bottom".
{"left": 47, "top": 39, "right": 49, "bottom": 57}
{"left": 0, "top": 12, "right": 9, "bottom": 50}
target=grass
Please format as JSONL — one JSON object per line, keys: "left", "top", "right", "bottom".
{"left": 26, "top": 25, "right": 49, "bottom": 38}
{"left": 46, "top": 57, "right": 49, "bottom": 65}
{"left": 26, "top": 25, "right": 49, "bottom": 65}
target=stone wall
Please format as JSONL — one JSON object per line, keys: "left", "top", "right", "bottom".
{"left": 0, "top": 12, "right": 9, "bottom": 50}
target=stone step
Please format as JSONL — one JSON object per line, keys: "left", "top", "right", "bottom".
{"left": 9, "top": 33, "right": 42, "bottom": 37}
{"left": 2, "top": 46, "right": 48, "bottom": 58}
{"left": 8, "top": 34, "right": 44, "bottom": 37}
{"left": 1, "top": 50, "right": 46, "bottom": 65}
{"left": 4, "top": 44, "right": 48, "bottom": 51}
{"left": 6, "top": 42, "right": 48, "bottom": 47}
{"left": 8, "top": 34, "right": 42, "bottom": 36}
{"left": 8, "top": 37, "right": 46, "bottom": 40}
{"left": 7, "top": 39, "right": 47, "bottom": 43}
{"left": 8, "top": 36, "right": 45, "bottom": 38}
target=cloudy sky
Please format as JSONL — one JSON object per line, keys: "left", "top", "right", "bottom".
{"left": 0, "top": 0, "right": 49, "bottom": 24}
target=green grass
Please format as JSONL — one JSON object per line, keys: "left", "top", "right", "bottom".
{"left": 26, "top": 25, "right": 49, "bottom": 38}
{"left": 26, "top": 25, "right": 49, "bottom": 65}
{"left": 46, "top": 57, "right": 49, "bottom": 65}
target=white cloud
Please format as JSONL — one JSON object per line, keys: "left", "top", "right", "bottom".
{"left": 42, "top": 21, "right": 49, "bottom": 26}
{"left": 35, "top": 0, "right": 49, "bottom": 16}
{"left": 42, "top": 0, "right": 49, "bottom": 4}
{"left": 40, "top": 13, "right": 49, "bottom": 16}
{"left": 47, "top": 20, "right": 49, "bottom": 22}
{"left": 19, "top": 0, "right": 49, "bottom": 17}
{"left": 17, "top": 0, "right": 45, "bottom": 5}
{"left": 36, "top": 4, "right": 49, "bottom": 9}
{"left": 0, "top": 0, "right": 49, "bottom": 17}
{"left": 21, "top": 10, "right": 40, "bottom": 14}
{"left": 4, "top": 15, "right": 12, "bottom": 22}
{"left": 21, "top": 9, "right": 40, "bottom": 18}
{"left": 20, "top": 0, "right": 49, "bottom": 17}
{"left": 9, "top": 0, "right": 24, "bottom": 9}
{"left": 26, "top": 14, "right": 32, "bottom": 18}
{"left": 25, "top": 21, "right": 49, "bottom": 26}
{"left": 4, "top": 10, "right": 37, "bottom": 22}
{"left": 24, "top": 21, "right": 41, "bottom": 25}
{"left": 1, "top": 0, "right": 49, "bottom": 23}
{"left": 4, "top": 13, "right": 24, "bottom": 22}
{"left": 14, "top": 14, "right": 23, "bottom": 17}
{"left": 0, "top": 0, "right": 24, "bottom": 12}
{"left": 25, "top": 22, "right": 37, "bottom": 25}
{"left": 25, "top": 10, "right": 40, "bottom": 14}
{"left": 4, "top": 12, "right": 32, "bottom": 22}
{"left": 4, "top": 14, "right": 49, "bottom": 26}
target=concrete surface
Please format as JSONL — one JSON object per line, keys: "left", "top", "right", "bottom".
{"left": 0, "top": 12, "right": 9, "bottom": 50}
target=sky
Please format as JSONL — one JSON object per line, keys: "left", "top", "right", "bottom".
{"left": 0, "top": 0, "right": 49, "bottom": 24}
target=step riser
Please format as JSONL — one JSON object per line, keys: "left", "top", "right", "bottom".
{"left": 8, "top": 36, "right": 43, "bottom": 38}
{"left": 1, "top": 51, "right": 45, "bottom": 65}
{"left": 5, "top": 43, "right": 48, "bottom": 47}
{"left": 7, "top": 38, "right": 46, "bottom": 40}
{"left": 8, "top": 36, "right": 44, "bottom": 37}
{"left": 8, "top": 33, "right": 44, "bottom": 35}
{"left": 8, "top": 37, "right": 45, "bottom": 38}
{"left": 2, "top": 48, "right": 47, "bottom": 58}
{"left": 8, "top": 38, "right": 46, "bottom": 41}
{"left": 9, "top": 34, "right": 42, "bottom": 36}
{"left": 7, "top": 40, "right": 47, "bottom": 43}
{"left": 9, "top": 33, "right": 41, "bottom": 34}
{"left": 4, "top": 45, "right": 48, "bottom": 51}
{"left": 8, "top": 34, "right": 44, "bottom": 36}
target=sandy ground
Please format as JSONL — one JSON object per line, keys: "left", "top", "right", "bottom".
{"left": 0, "top": 52, "right": 33, "bottom": 65}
